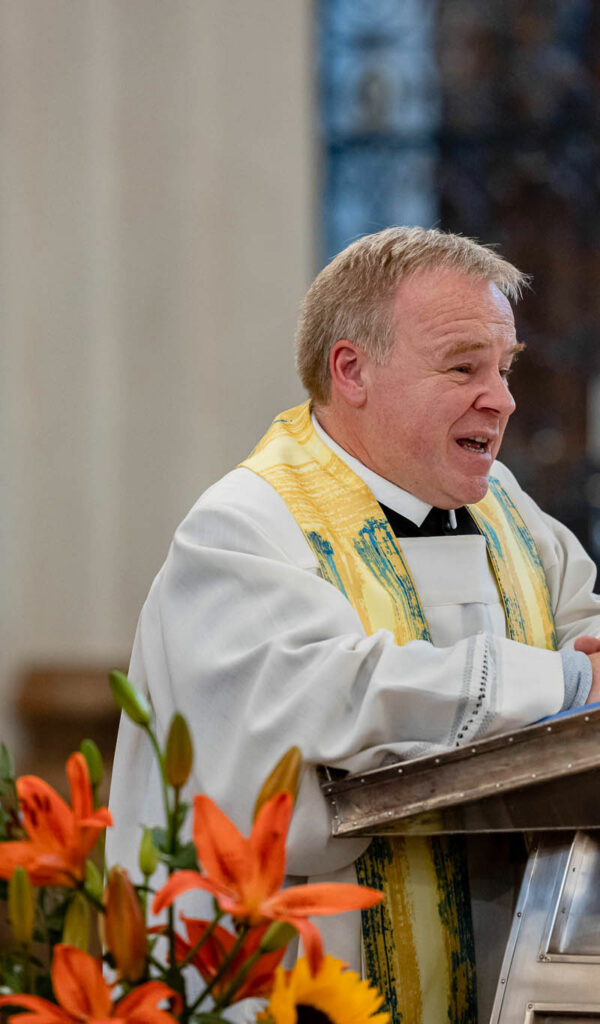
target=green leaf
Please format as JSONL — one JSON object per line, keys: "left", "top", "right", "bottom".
{"left": 163, "top": 841, "right": 199, "bottom": 872}
{"left": 151, "top": 827, "right": 169, "bottom": 853}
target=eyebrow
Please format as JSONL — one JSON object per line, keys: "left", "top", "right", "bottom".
{"left": 441, "top": 340, "right": 525, "bottom": 359}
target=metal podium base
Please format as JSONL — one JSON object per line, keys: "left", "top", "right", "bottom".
{"left": 491, "top": 831, "right": 600, "bottom": 1024}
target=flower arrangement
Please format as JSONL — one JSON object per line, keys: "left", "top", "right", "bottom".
{"left": 0, "top": 671, "right": 389, "bottom": 1023}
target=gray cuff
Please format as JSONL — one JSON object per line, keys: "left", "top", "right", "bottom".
{"left": 560, "top": 648, "right": 593, "bottom": 710}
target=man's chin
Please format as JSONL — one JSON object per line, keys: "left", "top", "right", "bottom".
{"left": 460, "top": 475, "right": 490, "bottom": 507}
{"left": 442, "top": 473, "right": 490, "bottom": 508}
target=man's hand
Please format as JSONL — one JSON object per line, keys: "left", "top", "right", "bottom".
{"left": 574, "top": 636, "right": 600, "bottom": 704}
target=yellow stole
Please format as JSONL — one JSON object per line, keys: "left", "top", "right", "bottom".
{"left": 242, "top": 402, "right": 557, "bottom": 1024}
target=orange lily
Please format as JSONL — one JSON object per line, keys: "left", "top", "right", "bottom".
{"left": 0, "top": 753, "right": 112, "bottom": 887}
{"left": 0, "top": 944, "right": 181, "bottom": 1023}
{"left": 153, "top": 792, "right": 383, "bottom": 973}
{"left": 173, "top": 915, "right": 286, "bottom": 1002}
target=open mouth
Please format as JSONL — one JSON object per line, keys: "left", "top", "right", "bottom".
{"left": 456, "top": 436, "right": 489, "bottom": 454}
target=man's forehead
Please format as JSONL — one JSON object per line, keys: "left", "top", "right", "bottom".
{"left": 391, "top": 268, "right": 517, "bottom": 342}
{"left": 438, "top": 338, "right": 524, "bottom": 359}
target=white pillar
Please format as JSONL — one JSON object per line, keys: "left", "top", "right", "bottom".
{"left": 0, "top": 0, "right": 313, "bottom": 749}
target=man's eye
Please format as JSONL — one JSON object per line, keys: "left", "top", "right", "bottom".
{"left": 500, "top": 367, "right": 513, "bottom": 380}
{"left": 452, "top": 365, "right": 471, "bottom": 375}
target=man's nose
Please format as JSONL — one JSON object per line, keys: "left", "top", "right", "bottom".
{"left": 475, "top": 372, "right": 516, "bottom": 415}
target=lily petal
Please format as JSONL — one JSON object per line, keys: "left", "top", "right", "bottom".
{"left": 0, "top": 841, "right": 39, "bottom": 881}
{"left": 152, "top": 870, "right": 216, "bottom": 915}
{"left": 116, "top": 980, "right": 182, "bottom": 1021}
{"left": 247, "top": 792, "right": 292, "bottom": 899}
{"left": 67, "top": 753, "right": 94, "bottom": 820}
{"left": 23, "top": 852, "right": 82, "bottom": 887}
{"left": 284, "top": 915, "right": 324, "bottom": 975}
{"left": 0, "top": 994, "right": 72, "bottom": 1022}
{"left": 192, "top": 795, "right": 251, "bottom": 894}
{"left": 177, "top": 916, "right": 234, "bottom": 974}
{"left": 17, "top": 777, "right": 75, "bottom": 850}
{"left": 264, "top": 882, "right": 384, "bottom": 918}
{"left": 6, "top": 759, "right": 112, "bottom": 890}
{"left": 52, "top": 945, "right": 112, "bottom": 1019}
{"left": 177, "top": 916, "right": 285, "bottom": 1001}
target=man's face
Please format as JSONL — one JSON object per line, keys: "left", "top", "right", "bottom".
{"left": 358, "top": 268, "right": 519, "bottom": 508}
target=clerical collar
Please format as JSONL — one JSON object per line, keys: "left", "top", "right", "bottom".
{"left": 311, "top": 412, "right": 435, "bottom": 528}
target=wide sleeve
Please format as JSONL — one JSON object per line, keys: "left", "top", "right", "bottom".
{"left": 128, "top": 470, "right": 564, "bottom": 876}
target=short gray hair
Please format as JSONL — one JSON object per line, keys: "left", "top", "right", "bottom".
{"left": 295, "top": 226, "right": 528, "bottom": 404}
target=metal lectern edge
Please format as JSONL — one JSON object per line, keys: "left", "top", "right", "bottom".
{"left": 320, "top": 706, "right": 600, "bottom": 837}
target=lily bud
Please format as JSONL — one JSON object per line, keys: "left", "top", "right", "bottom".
{"left": 139, "top": 827, "right": 159, "bottom": 878}
{"left": 109, "top": 671, "right": 151, "bottom": 727}
{"left": 104, "top": 866, "right": 147, "bottom": 982}
{"left": 164, "top": 712, "right": 194, "bottom": 789}
{"left": 253, "top": 746, "right": 302, "bottom": 821}
{"left": 80, "top": 739, "right": 103, "bottom": 789}
{"left": 62, "top": 892, "right": 90, "bottom": 951}
{"left": 0, "top": 743, "right": 15, "bottom": 782}
{"left": 85, "top": 858, "right": 103, "bottom": 903}
{"left": 8, "top": 866, "right": 35, "bottom": 947}
{"left": 258, "top": 921, "right": 297, "bottom": 953}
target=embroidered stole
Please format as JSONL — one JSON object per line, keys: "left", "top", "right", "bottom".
{"left": 242, "top": 402, "right": 557, "bottom": 1024}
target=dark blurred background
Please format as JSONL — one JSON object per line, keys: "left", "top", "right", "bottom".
{"left": 319, "top": 0, "right": 600, "bottom": 567}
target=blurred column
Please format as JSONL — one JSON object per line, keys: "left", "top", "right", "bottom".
{"left": 0, "top": 0, "right": 313, "bottom": 754}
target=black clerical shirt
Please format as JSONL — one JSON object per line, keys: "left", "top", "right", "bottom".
{"left": 379, "top": 502, "right": 481, "bottom": 539}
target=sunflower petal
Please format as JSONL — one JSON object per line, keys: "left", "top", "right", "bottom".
{"left": 152, "top": 870, "right": 216, "bottom": 915}
{"left": 52, "top": 945, "right": 112, "bottom": 1019}
{"left": 263, "top": 956, "right": 391, "bottom": 1023}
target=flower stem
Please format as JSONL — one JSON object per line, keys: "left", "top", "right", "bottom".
{"left": 179, "top": 912, "right": 222, "bottom": 970}
{"left": 144, "top": 724, "right": 171, "bottom": 828}
{"left": 189, "top": 925, "right": 249, "bottom": 1013}
{"left": 211, "top": 948, "right": 262, "bottom": 1011}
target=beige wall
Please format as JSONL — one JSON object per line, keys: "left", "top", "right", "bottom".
{"left": 0, "top": 0, "right": 313, "bottom": 743}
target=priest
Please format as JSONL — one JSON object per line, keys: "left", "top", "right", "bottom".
{"left": 108, "top": 227, "right": 600, "bottom": 1024}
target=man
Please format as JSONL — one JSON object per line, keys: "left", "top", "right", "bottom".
{"left": 108, "top": 227, "right": 600, "bottom": 1023}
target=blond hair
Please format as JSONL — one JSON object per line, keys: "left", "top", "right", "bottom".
{"left": 295, "top": 226, "right": 528, "bottom": 404}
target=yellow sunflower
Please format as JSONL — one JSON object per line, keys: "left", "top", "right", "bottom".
{"left": 258, "top": 956, "right": 390, "bottom": 1024}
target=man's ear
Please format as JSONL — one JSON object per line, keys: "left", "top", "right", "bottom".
{"left": 329, "top": 339, "right": 368, "bottom": 407}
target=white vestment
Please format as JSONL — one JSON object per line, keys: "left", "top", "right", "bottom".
{"left": 107, "top": 450, "right": 600, "bottom": 1017}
